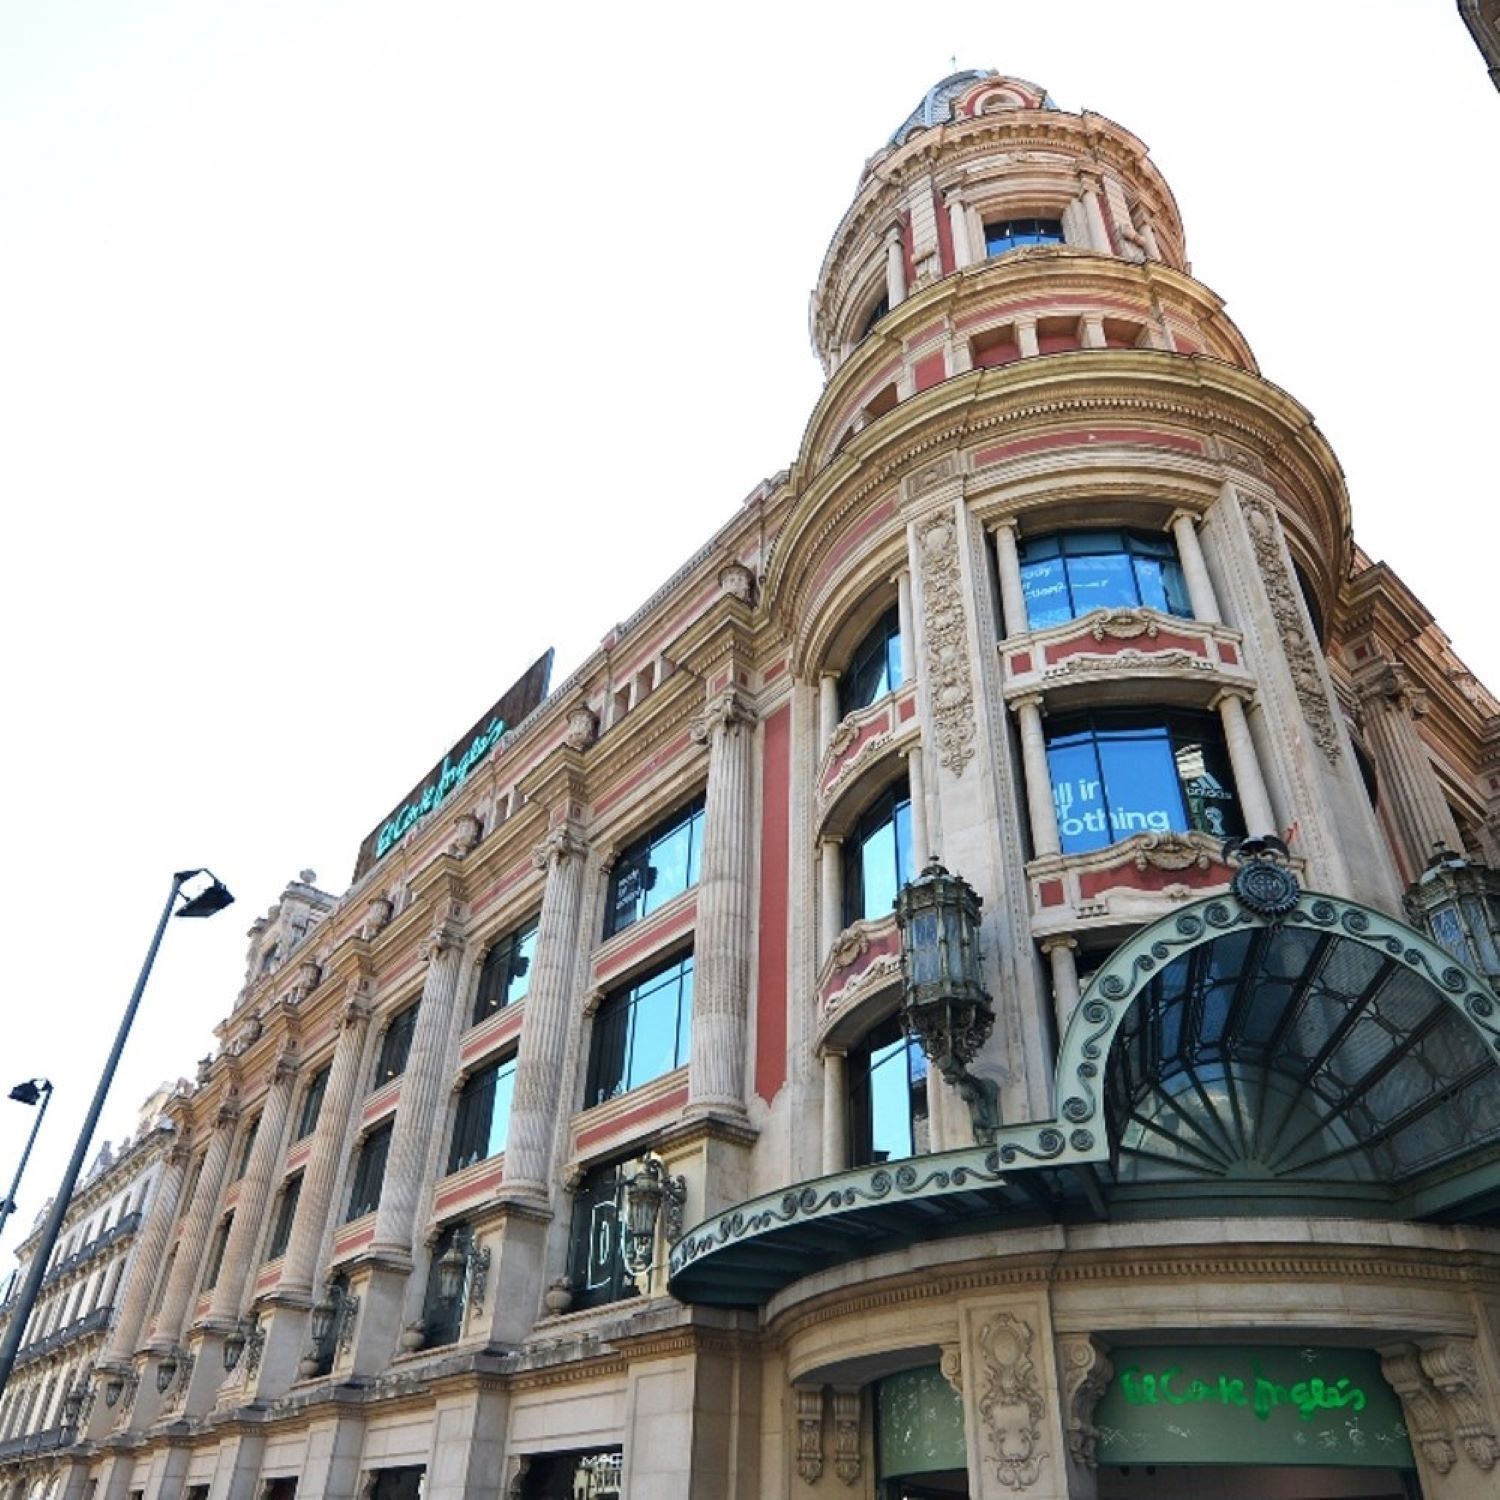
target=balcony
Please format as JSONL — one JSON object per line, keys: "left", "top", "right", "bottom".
{"left": 13, "top": 1304, "right": 112, "bottom": 1367}
{"left": 0, "top": 1427, "right": 70, "bottom": 1462}
{"left": 40, "top": 1210, "right": 142, "bottom": 1290}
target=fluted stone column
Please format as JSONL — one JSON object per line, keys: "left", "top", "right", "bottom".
{"left": 885, "top": 226, "right": 908, "bottom": 307}
{"left": 1356, "top": 660, "right": 1464, "bottom": 871}
{"left": 207, "top": 1053, "right": 298, "bottom": 1324}
{"left": 1213, "top": 689, "right": 1277, "bottom": 837}
{"left": 500, "top": 826, "right": 588, "bottom": 1199}
{"left": 98, "top": 1145, "right": 189, "bottom": 1365}
{"left": 370, "top": 918, "right": 467, "bottom": 1259}
{"left": 1015, "top": 694, "right": 1061, "bottom": 857}
{"left": 687, "top": 689, "right": 758, "bottom": 1116}
{"left": 1168, "top": 510, "right": 1221, "bottom": 622}
{"left": 993, "top": 520, "right": 1028, "bottom": 641}
{"left": 279, "top": 996, "right": 370, "bottom": 1297}
{"left": 1080, "top": 179, "right": 1112, "bottom": 253}
{"left": 150, "top": 1106, "right": 237, "bottom": 1349}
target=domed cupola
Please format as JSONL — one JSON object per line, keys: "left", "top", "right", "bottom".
{"left": 808, "top": 68, "right": 1223, "bottom": 382}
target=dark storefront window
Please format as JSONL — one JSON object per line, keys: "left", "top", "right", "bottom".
{"left": 984, "top": 216, "right": 1063, "bottom": 256}
{"left": 838, "top": 606, "right": 904, "bottom": 719}
{"left": 202, "top": 1213, "right": 234, "bottom": 1290}
{"left": 849, "top": 1014, "right": 930, "bottom": 1166}
{"left": 585, "top": 953, "right": 693, "bottom": 1107}
{"left": 372, "top": 1003, "right": 419, "bottom": 1086}
{"left": 267, "top": 1173, "right": 302, "bottom": 1260}
{"left": 367, "top": 1468, "right": 424, "bottom": 1500}
{"left": 1045, "top": 709, "right": 1242, "bottom": 856}
{"left": 565, "top": 1162, "right": 634, "bottom": 1311}
{"left": 295, "top": 1065, "right": 331, "bottom": 1140}
{"left": 519, "top": 1449, "right": 623, "bottom": 1499}
{"left": 843, "top": 779, "right": 915, "bottom": 927}
{"left": 447, "top": 1055, "right": 518, "bottom": 1172}
{"left": 234, "top": 1117, "right": 260, "bottom": 1179}
{"left": 345, "top": 1121, "right": 393, "bottom": 1221}
{"left": 603, "top": 798, "right": 705, "bottom": 938}
{"left": 473, "top": 917, "right": 539, "bottom": 1024}
{"left": 1017, "top": 528, "right": 1191, "bottom": 631}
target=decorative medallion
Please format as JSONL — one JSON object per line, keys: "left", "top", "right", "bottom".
{"left": 1224, "top": 835, "right": 1300, "bottom": 918}
{"left": 976, "top": 1313, "right": 1047, "bottom": 1489}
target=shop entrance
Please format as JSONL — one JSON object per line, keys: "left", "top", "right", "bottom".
{"left": 1096, "top": 1465, "right": 1418, "bottom": 1499}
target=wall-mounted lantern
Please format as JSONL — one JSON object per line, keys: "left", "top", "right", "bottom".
{"left": 895, "top": 858, "right": 1000, "bottom": 1144}
{"left": 621, "top": 1154, "right": 686, "bottom": 1275}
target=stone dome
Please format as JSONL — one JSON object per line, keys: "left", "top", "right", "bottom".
{"left": 885, "top": 68, "right": 1056, "bottom": 145}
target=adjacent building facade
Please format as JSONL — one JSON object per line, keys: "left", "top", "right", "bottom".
{"left": 6, "top": 68, "right": 1500, "bottom": 1500}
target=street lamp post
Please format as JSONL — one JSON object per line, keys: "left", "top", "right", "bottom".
{"left": 0, "top": 869, "right": 233, "bottom": 1399}
{"left": 0, "top": 1078, "right": 54, "bottom": 1246}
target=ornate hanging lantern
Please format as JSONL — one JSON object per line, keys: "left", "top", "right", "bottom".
{"left": 621, "top": 1155, "right": 686, "bottom": 1275}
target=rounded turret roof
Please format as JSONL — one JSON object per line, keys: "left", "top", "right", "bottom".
{"left": 886, "top": 69, "right": 1056, "bottom": 145}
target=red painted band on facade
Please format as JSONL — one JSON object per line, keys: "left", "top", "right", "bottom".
{"left": 897, "top": 695, "right": 916, "bottom": 722}
{"left": 470, "top": 856, "right": 538, "bottom": 918}
{"left": 755, "top": 704, "right": 791, "bottom": 1101}
{"left": 905, "top": 319, "right": 947, "bottom": 352}
{"left": 974, "top": 429, "right": 1204, "bottom": 468}
{"left": 460, "top": 1004, "right": 525, "bottom": 1064}
{"left": 256, "top": 1265, "right": 282, "bottom": 1292}
{"left": 913, "top": 352, "right": 946, "bottom": 393}
{"left": 829, "top": 359, "right": 903, "bottom": 446}
{"left": 818, "top": 923, "right": 901, "bottom": 1004}
{"left": 1078, "top": 859, "right": 1228, "bottom": 901}
{"left": 1218, "top": 641, "right": 1240, "bottom": 666}
{"left": 810, "top": 496, "right": 899, "bottom": 604}
{"left": 1038, "top": 879, "right": 1065, "bottom": 908}
{"left": 433, "top": 1163, "right": 505, "bottom": 1215}
{"left": 955, "top": 293, "right": 1156, "bottom": 332}
{"left": 575, "top": 1084, "right": 690, "bottom": 1152}
{"left": 593, "top": 729, "right": 695, "bottom": 817}
{"left": 762, "top": 658, "right": 788, "bottom": 685}
{"left": 1010, "top": 651, "right": 1033, "bottom": 675}
{"left": 285, "top": 1139, "right": 313, "bottom": 1172}
{"left": 332, "top": 1221, "right": 375, "bottom": 1259}
{"left": 361, "top": 1081, "right": 401, "bottom": 1126}
{"left": 1043, "top": 628, "right": 1207, "bottom": 666}
{"left": 593, "top": 897, "right": 698, "bottom": 983}
{"left": 821, "top": 709, "right": 891, "bottom": 794}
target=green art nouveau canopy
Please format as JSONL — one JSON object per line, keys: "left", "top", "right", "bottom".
{"left": 669, "top": 882, "right": 1500, "bottom": 1308}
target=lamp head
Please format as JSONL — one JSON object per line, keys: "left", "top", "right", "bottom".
{"left": 222, "top": 1324, "right": 247, "bottom": 1371}
{"left": 177, "top": 874, "right": 235, "bottom": 919}
{"left": 437, "top": 1238, "right": 468, "bottom": 1302}
{"left": 8, "top": 1079, "right": 47, "bottom": 1106}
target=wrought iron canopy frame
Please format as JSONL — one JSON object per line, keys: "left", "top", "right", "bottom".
{"left": 668, "top": 887, "right": 1500, "bottom": 1307}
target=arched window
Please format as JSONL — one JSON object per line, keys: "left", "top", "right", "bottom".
{"left": 838, "top": 607, "right": 904, "bottom": 719}
{"left": 843, "top": 778, "right": 915, "bottom": 926}
{"left": 848, "top": 1014, "right": 929, "bottom": 1166}
{"left": 1017, "top": 528, "right": 1191, "bottom": 630}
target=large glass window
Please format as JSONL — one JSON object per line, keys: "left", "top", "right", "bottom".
{"left": 518, "top": 1449, "right": 623, "bottom": 1499}
{"left": 295, "top": 1065, "right": 330, "bottom": 1141}
{"left": 565, "top": 1161, "right": 634, "bottom": 1310}
{"left": 848, "top": 1013, "right": 929, "bottom": 1166}
{"left": 372, "top": 1003, "right": 419, "bottom": 1087}
{"left": 585, "top": 953, "right": 694, "bottom": 1108}
{"left": 266, "top": 1173, "right": 302, "bottom": 1260}
{"left": 472, "top": 918, "right": 538, "bottom": 1025}
{"left": 1017, "top": 528, "right": 1191, "bottom": 631}
{"left": 843, "top": 779, "right": 915, "bottom": 927}
{"left": 838, "top": 606, "right": 903, "bottom": 719}
{"left": 234, "top": 1117, "right": 260, "bottom": 1180}
{"left": 202, "top": 1214, "right": 233, "bottom": 1290}
{"left": 984, "top": 216, "right": 1063, "bottom": 256}
{"left": 603, "top": 798, "right": 706, "bottom": 939}
{"left": 447, "top": 1055, "right": 519, "bottom": 1172}
{"left": 1045, "top": 709, "right": 1243, "bottom": 855}
{"left": 345, "top": 1122, "right": 393, "bottom": 1221}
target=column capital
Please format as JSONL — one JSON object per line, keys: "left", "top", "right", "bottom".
{"left": 270, "top": 1049, "right": 300, "bottom": 1088}
{"left": 690, "top": 687, "right": 758, "bottom": 745}
{"left": 1165, "top": 506, "right": 1203, "bottom": 533}
{"left": 884, "top": 223, "right": 904, "bottom": 246}
{"left": 418, "top": 915, "right": 465, "bottom": 964}
{"left": 1209, "top": 685, "right": 1254, "bottom": 712}
{"left": 1011, "top": 691, "right": 1047, "bottom": 716}
{"left": 991, "top": 515, "right": 1021, "bottom": 536}
{"left": 531, "top": 824, "right": 588, "bottom": 872}
{"left": 1039, "top": 934, "right": 1079, "bottom": 955}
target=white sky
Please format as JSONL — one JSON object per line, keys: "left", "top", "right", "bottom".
{"left": 3, "top": 0, "right": 1497, "bottom": 1264}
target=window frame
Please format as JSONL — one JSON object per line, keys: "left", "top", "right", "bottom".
{"left": 983, "top": 215, "right": 1065, "bottom": 257}
{"left": 295, "top": 1064, "right": 331, "bottom": 1141}
{"left": 847, "top": 1012, "right": 930, "bottom": 1167}
{"left": 472, "top": 916, "right": 539, "bottom": 1025}
{"left": 842, "top": 777, "right": 915, "bottom": 928}
{"left": 234, "top": 1117, "right": 260, "bottom": 1180}
{"left": 1015, "top": 527, "right": 1192, "bottom": 632}
{"left": 372, "top": 1001, "right": 420, "bottom": 1088}
{"left": 837, "top": 605, "right": 904, "bottom": 720}
{"left": 345, "top": 1121, "right": 394, "bottom": 1222}
{"left": 202, "top": 1213, "right": 234, "bottom": 1291}
{"left": 564, "top": 1159, "right": 636, "bottom": 1311}
{"left": 602, "top": 796, "right": 706, "bottom": 940}
{"left": 447, "top": 1053, "right": 520, "bottom": 1174}
{"left": 418, "top": 1222, "right": 471, "bottom": 1349}
{"left": 584, "top": 950, "right": 695, "bottom": 1109}
{"left": 266, "top": 1172, "right": 303, "bottom": 1261}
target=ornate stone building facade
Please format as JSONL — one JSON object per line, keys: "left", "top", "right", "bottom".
{"left": 9, "top": 68, "right": 1500, "bottom": 1500}
{"left": 1460, "top": 0, "right": 1500, "bottom": 87}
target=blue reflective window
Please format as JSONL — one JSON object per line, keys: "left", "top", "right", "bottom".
{"left": 447, "top": 1054, "right": 519, "bottom": 1172}
{"left": 1016, "top": 529, "right": 1192, "bottom": 632}
{"left": 603, "top": 798, "right": 705, "bottom": 938}
{"left": 839, "top": 606, "right": 904, "bottom": 719}
{"left": 849, "top": 1014, "right": 929, "bottom": 1166}
{"left": 473, "top": 917, "right": 538, "bottom": 1024}
{"left": 843, "top": 778, "right": 915, "bottom": 926}
{"left": 984, "top": 217, "right": 1064, "bottom": 256}
{"left": 585, "top": 952, "right": 694, "bottom": 1107}
{"left": 1045, "top": 711, "right": 1243, "bottom": 855}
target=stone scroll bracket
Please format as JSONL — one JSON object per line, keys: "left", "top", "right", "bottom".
{"left": 1057, "top": 1334, "right": 1113, "bottom": 1473}
{"left": 795, "top": 1384, "right": 826, "bottom": 1484}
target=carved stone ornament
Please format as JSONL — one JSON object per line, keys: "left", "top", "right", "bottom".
{"left": 690, "top": 687, "right": 757, "bottom": 746}
{"left": 1419, "top": 1339, "right": 1500, "bottom": 1472}
{"left": 531, "top": 824, "right": 587, "bottom": 873}
{"left": 1131, "top": 831, "right": 1214, "bottom": 872}
{"left": 1059, "top": 1335, "right": 1113, "bottom": 1471}
{"left": 718, "top": 560, "right": 756, "bottom": 603}
{"left": 1240, "top": 494, "right": 1340, "bottom": 763}
{"left": 360, "top": 897, "right": 394, "bottom": 942}
{"left": 940, "top": 1344, "right": 963, "bottom": 1396}
{"left": 418, "top": 919, "right": 464, "bottom": 964}
{"left": 831, "top": 1387, "right": 862, "bottom": 1485}
{"left": 449, "top": 812, "right": 482, "bottom": 858}
{"left": 919, "top": 516, "right": 978, "bottom": 776}
{"left": 795, "top": 1385, "right": 825, "bottom": 1483}
{"left": 826, "top": 716, "right": 861, "bottom": 758}
{"left": 564, "top": 704, "right": 599, "bottom": 751}
{"left": 1088, "top": 607, "right": 1160, "bottom": 642}
{"left": 1042, "top": 647, "right": 1210, "bottom": 681}
{"left": 1380, "top": 1346, "right": 1456, "bottom": 1475}
{"left": 829, "top": 927, "right": 870, "bottom": 970}
{"left": 977, "top": 1313, "right": 1047, "bottom": 1489}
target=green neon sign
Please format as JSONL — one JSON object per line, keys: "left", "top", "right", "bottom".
{"left": 1094, "top": 1345, "right": 1414, "bottom": 1469}
{"left": 374, "top": 715, "right": 506, "bottom": 859}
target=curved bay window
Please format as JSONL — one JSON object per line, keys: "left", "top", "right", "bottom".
{"left": 1045, "top": 709, "right": 1243, "bottom": 856}
{"left": 585, "top": 952, "right": 694, "bottom": 1108}
{"left": 472, "top": 917, "right": 537, "bottom": 1025}
{"left": 1018, "top": 528, "right": 1190, "bottom": 631}
{"left": 984, "top": 216, "right": 1063, "bottom": 256}
{"left": 843, "top": 778, "right": 915, "bottom": 926}
{"left": 447, "top": 1054, "right": 518, "bottom": 1172}
{"left": 838, "top": 606, "right": 903, "bottom": 720}
{"left": 848, "top": 1013, "right": 929, "bottom": 1166}
{"left": 603, "top": 797, "right": 705, "bottom": 939}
